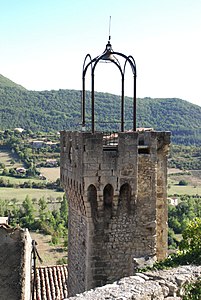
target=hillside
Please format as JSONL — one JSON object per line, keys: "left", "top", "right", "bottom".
{"left": 0, "top": 75, "right": 201, "bottom": 145}
{"left": 0, "top": 74, "right": 26, "bottom": 90}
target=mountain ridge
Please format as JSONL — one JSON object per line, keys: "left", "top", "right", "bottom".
{"left": 0, "top": 75, "right": 201, "bottom": 145}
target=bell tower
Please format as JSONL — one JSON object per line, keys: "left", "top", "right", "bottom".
{"left": 60, "top": 35, "right": 170, "bottom": 297}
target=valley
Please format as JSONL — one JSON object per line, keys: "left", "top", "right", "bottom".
{"left": 0, "top": 74, "right": 201, "bottom": 266}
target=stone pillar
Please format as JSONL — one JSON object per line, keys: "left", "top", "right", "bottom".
{"left": 156, "top": 132, "right": 171, "bottom": 260}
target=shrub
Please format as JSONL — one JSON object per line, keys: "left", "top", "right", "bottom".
{"left": 178, "top": 179, "right": 188, "bottom": 186}
{"left": 139, "top": 218, "right": 201, "bottom": 272}
{"left": 183, "top": 278, "right": 201, "bottom": 300}
{"left": 179, "top": 218, "right": 201, "bottom": 261}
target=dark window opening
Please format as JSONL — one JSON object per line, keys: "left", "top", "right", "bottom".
{"left": 87, "top": 184, "right": 98, "bottom": 222}
{"left": 138, "top": 147, "right": 150, "bottom": 154}
{"left": 138, "top": 138, "right": 145, "bottom": 145}
{"left": 103, "top": 184, "right": 113, "bottom": 208}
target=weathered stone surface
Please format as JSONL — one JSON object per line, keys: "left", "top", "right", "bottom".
{"left": 66, "top": 266, "right": 201, "bottom": 300}
{"left": 0, "top": 226, "right": 32, "bottom": 300}
{"left": 60, "top": 131, "right": 171, "bottom": 296}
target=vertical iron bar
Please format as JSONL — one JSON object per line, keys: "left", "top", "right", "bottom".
{"left": 82, "top": 72, "right": 85, "bottom": 127}
{"left": 121, "top": 74, "right": 124, "bottom": 132}
{"left": 133, "top": 74, "right": 136, "bottom": 131}
{"left": 92, "top": 71, "right": 95, "bottom": 133}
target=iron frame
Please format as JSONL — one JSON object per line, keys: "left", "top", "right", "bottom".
{"left": 82, "top": 40, "right": 137, "bottom": 133}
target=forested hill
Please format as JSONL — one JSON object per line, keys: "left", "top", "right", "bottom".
{"left": 0, "top": 74, "right": 26, "bottom": 90}
{"left": 0, "top": 75, "right": 201, "bottom": 145}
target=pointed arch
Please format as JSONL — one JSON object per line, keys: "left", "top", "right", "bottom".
{"left": 119, "top": 183, "right": 132, "bottom": 211}
{"left": 103, "top": 184, "right": 114, "bottom": 208}
{"left": 87, "top": 184, "right": 98, "bottom": 221}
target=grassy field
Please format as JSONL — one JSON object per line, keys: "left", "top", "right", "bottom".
{"left": 0, "top": 187, "right": 64, "bottom": 203}
{"left": 40, "top": 167, "right": 60, "bottom": 181}
{"left": 168, "top": 168, "right": 201, "bottom": 196}
{"left": 168, "top": 184, "right": 201, "bottom": 196}
{"left": 0, "top": 175, "right": 43, "bottom": 184}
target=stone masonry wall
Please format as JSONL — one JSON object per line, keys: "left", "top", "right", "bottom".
{"left": 0, "top": 226, "right": 32, "bottom": 300}
{"left": 61, "top": 131, "right": 89, "bottom": 296}
{"left": 60, "top": 130, "right": 170, "bottom": 297}
{"left": 137, "top": 153, "right": 157, "bottom": 258}
{"left": 67, "top": 206, "right": 88, "bottom": 296}
{"left": 85, "top": 132, "right": 139, "bottom": 289}
{"left": 66, "top": 266, "right": 201, "bottom": 300}
{"left": 156, "top": 132, "right": 170, "bottom": 260}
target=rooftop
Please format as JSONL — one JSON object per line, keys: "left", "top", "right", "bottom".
{"left": 33, "top": 265, "right": 68, "bottom": 300}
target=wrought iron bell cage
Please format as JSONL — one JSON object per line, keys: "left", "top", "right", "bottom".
{"left": 82, "top": 37, "right": 137, "bottom": 133}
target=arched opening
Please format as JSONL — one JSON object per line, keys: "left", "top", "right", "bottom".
{"left": 119, "top": 183, "right": 131, "bottom": 211}
{"left": 87, "top": 184, "right": 98, "bottom": 222}
{"left": 103, "top": 184, "right": 113, "bottom": 208}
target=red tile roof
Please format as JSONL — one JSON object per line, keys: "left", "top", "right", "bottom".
{"left": 33, "top": 265, "right": 68, "bottom": 300}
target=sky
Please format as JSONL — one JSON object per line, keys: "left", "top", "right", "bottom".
{"left": 0, "top": 0, "right": 201, "bottom": 107}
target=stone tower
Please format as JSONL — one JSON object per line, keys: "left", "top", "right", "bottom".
{"left": 60, "top": 38, "right": 170, "bottom": 297}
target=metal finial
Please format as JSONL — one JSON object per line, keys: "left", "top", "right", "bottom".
{"left": 109, "top": 16, "right": 111, "bottom": 41}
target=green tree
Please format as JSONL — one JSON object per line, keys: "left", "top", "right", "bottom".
{"left": 10, "top": 159, "right": 15, "bottom": 165}
{"left": 9, "top": 168, "right": 16, "bottom": 176}
{"left": 183, "top": 278, "right": 201, "bottom": 300}
{"left": 26, "top": 166, "right": 36, "bottom": 177}
{"left": 0, "top": 199, "right": 8, "bottom": 216}
{"left": 0, "top": 162, "right": 5, "bottom": 169}
{"left": 20, "top": 195, "right": 35, "bottom": 229}
{"left": 2, "top": 168, "right": 9, "bottom": 176}
{"left": 179, "top": 218, "right": 201, "bottom": 258}
{"left": 38, "top": 196, "right": 47, "bottom": 223}
{"left": 38, "top": 196, "right": 47, "bottom": 212}
{"left": 178, "top": 179, "right": 188, "bottom": 186}
{"left": 60, "top": 194, "right": 68, "bottom": 226}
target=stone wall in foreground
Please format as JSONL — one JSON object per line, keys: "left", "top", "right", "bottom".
{"left": 66, "top": 266, "right": 201, "bottom": 300}
{"left": 0, "top": 226, "right": 32, "bottom": 300}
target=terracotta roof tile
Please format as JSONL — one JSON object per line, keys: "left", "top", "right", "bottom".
{"left": 33, "top": 265, "right": 68, "bottom": 300}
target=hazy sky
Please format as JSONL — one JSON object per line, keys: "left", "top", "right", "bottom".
{"left": 1, "top": 0, "right": 201, "bottom": 106}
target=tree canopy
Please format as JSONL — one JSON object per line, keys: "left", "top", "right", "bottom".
{"left": 0, "top": 74, "right": 201, "bottom": 145}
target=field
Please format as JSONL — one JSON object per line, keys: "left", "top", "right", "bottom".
{"left": 0, "top": 146, "right": 62, "bottom": 202}
{"left": 0, "top": 187, "right": 64, "bottom": 203}
{"left": 168, "top": 185, "right": 201, "bottom": 196}
{"left": 40, "top": 167, "right": 60, "bottom": 181}
{"left": 0, "top": 175, "right": 42, "bottom": 184}
{"left": 168, "top": 169, "right": 201, "bottom": 196}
